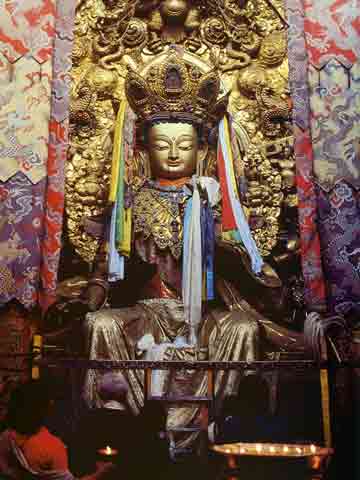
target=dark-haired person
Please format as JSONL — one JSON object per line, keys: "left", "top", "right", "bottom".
{"left": 0, "top": 380, "right": 114, "bottom": 480}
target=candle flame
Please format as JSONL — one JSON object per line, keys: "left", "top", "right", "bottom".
{"left": 105, "top": 446, "right": 112, "bottom": 455}
{"left": 310, "top": 445, "right": 316, "bottom": 453}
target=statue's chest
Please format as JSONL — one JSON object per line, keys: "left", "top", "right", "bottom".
{"left": 133, "top": 187, "right": 188, "bottom": 260}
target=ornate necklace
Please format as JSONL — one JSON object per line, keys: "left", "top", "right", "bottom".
{"left": 133, "top": 181, "right": 191, "bottom": 259}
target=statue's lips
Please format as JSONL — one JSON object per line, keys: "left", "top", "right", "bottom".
{"left": 167, "top": 161, "right": 181, "bottom": 167}
{"left": 163, "top": 8, "right": 186, "bottom": 16}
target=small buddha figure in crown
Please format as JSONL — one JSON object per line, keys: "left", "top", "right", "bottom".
{"left": 77, "top": 48, "right": 282, "bottom": 447}
{"left": 140, "top": 0, "right": 202, "bottom": 53}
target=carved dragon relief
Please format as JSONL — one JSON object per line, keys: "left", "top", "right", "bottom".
{"left": 67, "top": 0, "right": 297, "bottom": 288}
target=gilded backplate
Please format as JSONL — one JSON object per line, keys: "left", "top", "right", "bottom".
{"left": 68, "top": 0, "right": 296, "bottom": 265}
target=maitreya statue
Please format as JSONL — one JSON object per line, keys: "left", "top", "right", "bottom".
{"left": 64, "top": 47, "right": 286, "bottom": 448}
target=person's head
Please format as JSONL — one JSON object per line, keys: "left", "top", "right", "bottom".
{"left": 6, "top": 380, "right": 54, "bottom": 435}
{"left": 98, "top": 371, "right": 129, "bottom": 409}
{"left": 146, "top": 120, "right": 208, "bottom": 180}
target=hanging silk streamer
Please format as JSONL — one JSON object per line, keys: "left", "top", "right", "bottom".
{"left": 108, "top": 101, "right": 133, "bottom": 280}
{"left": 182, "top": 187, "right": 202, "bottom": 345}
{"left": 108, "top": 200, "right": 125, "bottom": 282}
{"left": 201, "top": 204, "right": 215, "bottom": 300}
{"left": 218, "top": 117, "right": 263, "bottom": 274}
{"left": 217, "top": 140, "right": 237, "bottom": 231}
{"left": 114, "top": 105, "right": 132, "bottom": 255}
{"left": 109, "top": 102, "right": 126, "bottom": 202}
{"left": 201, "top": 177, "right": 219, "bottom": 301}
{"left": 115, "top": 138, "right": 126, "bottom": 247}
{"left": 182, "top": 177, "right": 219, "bottom": 344}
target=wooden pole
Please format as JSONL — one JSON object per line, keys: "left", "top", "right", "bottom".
{"left": 31, "top": 335, "right": 42, "bottom": 380}
{"left": 319, "top": 334, "right": 332, "bottom": 448}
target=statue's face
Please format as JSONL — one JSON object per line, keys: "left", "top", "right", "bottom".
{"left": 148, "top": 122, "right": 199, "bottom": 180}
{"left": 160, "top": 0, "right": 189, "bottom": 19}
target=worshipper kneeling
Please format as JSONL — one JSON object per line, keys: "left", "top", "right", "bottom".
{"left": 0, "top": 379, "right": 114, "bottom": 480}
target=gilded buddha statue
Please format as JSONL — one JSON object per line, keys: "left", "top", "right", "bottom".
{"left": 50, "top": 0, "right": 308, "bottom": 450}
{"left": 40, "top": 0, "right": 313, "bottom": 450}
{"left": 66, "top": 47, "right": 290, "bottom": 447}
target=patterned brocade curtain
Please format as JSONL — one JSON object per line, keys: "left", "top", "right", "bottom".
{"left": 285, "top": 0, "right": 327, "bottom": 312}
{"left": 286, "top": 0, "right": 360, "bottom": 315}
{"left": 303, "top": 0, "right": 360, "bottom": 316}
{"left": 0, "top": 1, "right": 75, "bottom": 310}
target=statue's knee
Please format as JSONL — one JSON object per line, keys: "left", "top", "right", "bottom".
{"left": 230, "top": 312, "right": 260, "bottom": 338}
{"left": 247, "top": 319, "right": 260, "bottom": 339}
{"left": 85, "top": 310, "right": 114, "bottom": 331}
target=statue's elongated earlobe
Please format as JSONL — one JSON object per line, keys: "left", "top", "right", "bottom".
{"left": 196, "top": 143, "right": 208, "bottom": 177}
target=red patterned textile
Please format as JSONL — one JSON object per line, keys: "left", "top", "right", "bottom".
{"left": 287, "top": 0, "right": 360, "bottom": 314}
{"left": 41, "top": 1, "right": 76, "bottom": 309}
{"left": 0, "top": 1, "right": 75, "bottom": 310}
{"left": 294, "top": 126, "right": 327, "bottom": 310}
{"left": 285, "top": 0, "right": 327, "bottom": 311}
{"left": 303, "top": 0, "right": 359, "bottom": 68}
{"left": 303, "top": 0, "right": 360, "bottom": 190}
{"left": 303, "top": 0, "right": 360, "bottom": 314}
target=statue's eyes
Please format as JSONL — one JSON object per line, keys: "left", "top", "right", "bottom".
{"left": 154, "top": 143, "right": 169, "bottom": 151}
{"left": 178, "top": 142, "right": 193, "bottom": 151}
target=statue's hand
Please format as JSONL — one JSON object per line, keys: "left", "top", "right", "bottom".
{"left": 216, "top": 239, "right": 282, "bottom": 288}
{"left": 83, "top": 283, "right": 108, "bottom": 312}
{"left": 43, "top": 298, "right": 89, "bottom": 333}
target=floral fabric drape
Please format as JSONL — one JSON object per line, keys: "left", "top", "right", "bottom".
{"left": 285, "top": 0, "right": 327, "bottom": 311}
{"left": 304, "top": 0, "right": 360, "bottom": 190}
{"left": 41, "top": 1, "right": 76, "bottom": 309}
{"left": 0, "top": 1, "right": 75, "bottom": 309}
{"left": 304, "top": 0, "right": 360, "bottom": 315}
{"left": 286, "top": 0, "right": 360, "bottom": 315}
{"left": 317, "top": 182, "right": 360, "bottom": 315}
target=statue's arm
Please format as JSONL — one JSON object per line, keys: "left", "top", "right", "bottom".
{"left": 215, "top": 238, "right": 287, "bottom": 318}
{"left": 83, "top": 238, "right": 110, "bottom": 311}
{"left": 84, "top": 239, "right": 157, "bottom": 311}
{"left": 216, "top": 238, "right": 281, "bottom": 287}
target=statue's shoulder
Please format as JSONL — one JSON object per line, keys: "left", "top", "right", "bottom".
{"left": 131, "top": 177, "right": 147, "bottom": 197}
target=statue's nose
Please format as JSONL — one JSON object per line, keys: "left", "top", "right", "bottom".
{"left": 169, "top": 143, "right": 179, "bottom": 159}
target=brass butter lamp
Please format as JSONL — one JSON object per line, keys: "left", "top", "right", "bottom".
{"left": 211, "top": 442, "right": 333, "bottom": 479}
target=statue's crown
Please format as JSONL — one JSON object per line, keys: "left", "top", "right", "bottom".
{"left": 125, "top": 47, "right": 224, "bottom": 125}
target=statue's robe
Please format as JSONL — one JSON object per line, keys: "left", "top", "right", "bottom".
{"left": 83, "top": 180, "right": 261, "bottom": 448}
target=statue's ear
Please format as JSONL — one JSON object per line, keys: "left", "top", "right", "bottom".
{"left": 197, "top": 143, "right": 209, "bottom": 176}
{"left": 197, "top": 143, "right": 208, "bottom": 163}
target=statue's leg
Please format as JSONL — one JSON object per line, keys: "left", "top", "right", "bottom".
{"left": 207, "top": 308, "right": 260, "bottom": 399}
{"left": 82, "top": 306, "right": 151, "bottom": 413}
{"left": 197, "top": 307, "right": 261, "bottom": 422}
{"left": 166, "top": 309, "right": 260, "bottom": 449}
